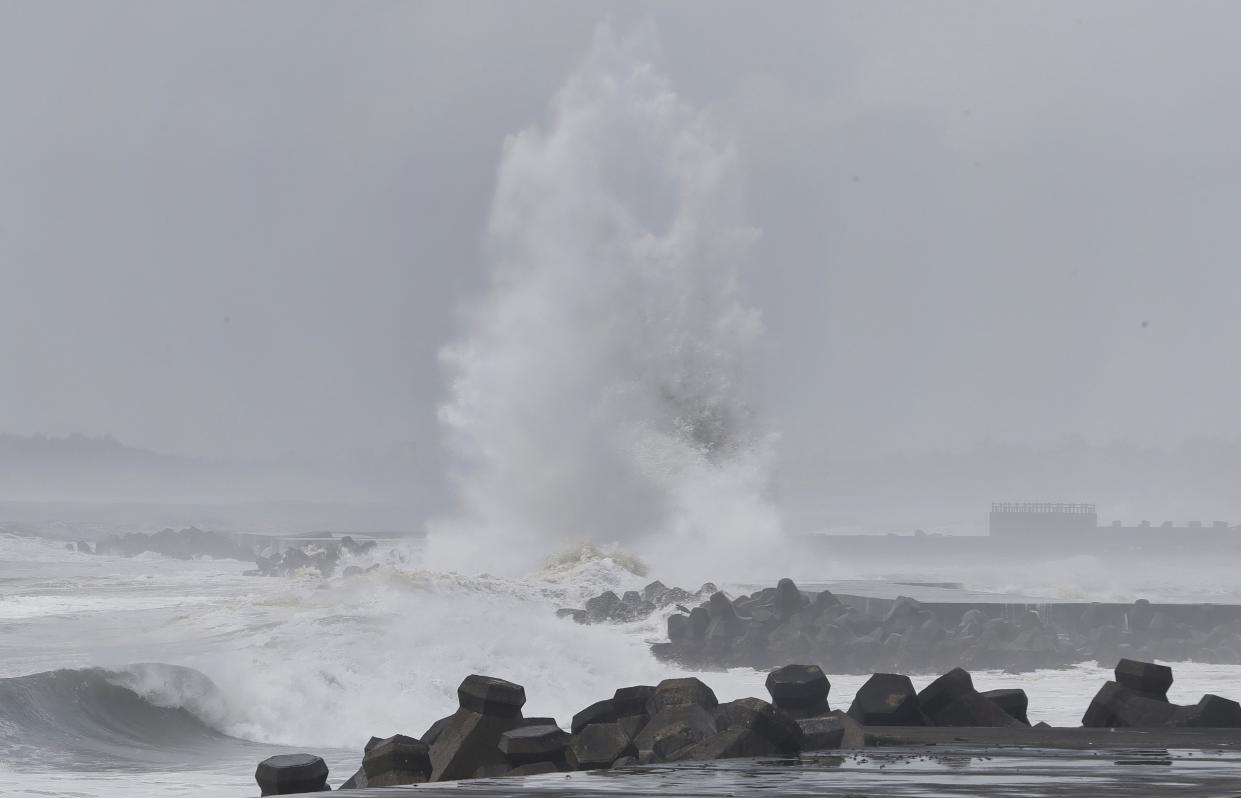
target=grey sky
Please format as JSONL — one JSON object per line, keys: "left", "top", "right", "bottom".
{"left": 3, "top": 0, "right": 1240, "bottom": 465}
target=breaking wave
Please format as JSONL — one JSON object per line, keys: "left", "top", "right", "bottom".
{"left": 432, "top": 26, "right": 786, "bottom": 583}
{"left": 0, "top": 665, "right": 239, "bottom": 769}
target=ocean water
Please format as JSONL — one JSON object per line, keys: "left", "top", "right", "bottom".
{"left": 4, "top": 531, "right": 1241, "bottom": 798}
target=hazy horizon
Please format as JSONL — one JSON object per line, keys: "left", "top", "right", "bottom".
{"left": 5, "top": 2, "right": 1241, "bottom": 472}
{"left": 4, "top": 431, "right": 1240, "bottom": 538}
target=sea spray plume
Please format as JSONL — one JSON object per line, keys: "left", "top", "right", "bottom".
{"left": 433, "top": 28, "right": 786, "bottom": 580}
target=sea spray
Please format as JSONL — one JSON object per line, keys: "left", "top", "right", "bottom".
{"left": 433, "top": 27, "right": 787, "bottom": 582}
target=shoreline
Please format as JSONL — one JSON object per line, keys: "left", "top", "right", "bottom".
{"left": 278, "top": 736, "right": 1241, "bottom": 797}
{"left": 251, "top": 658, "right": 1241, "bottom": 795}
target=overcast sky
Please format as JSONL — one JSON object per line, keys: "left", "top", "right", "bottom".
{"left": 3, "top": 0, "right": 1240, "bottom": 465}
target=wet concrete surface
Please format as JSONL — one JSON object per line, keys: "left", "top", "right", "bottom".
{"left": 863, "top": 725, "right": 1241, "bottom": 749}
{"left": 321, "top": 733, "right": 1241, "bottom": 797}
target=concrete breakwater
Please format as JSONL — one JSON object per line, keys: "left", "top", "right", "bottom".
{"left": 564, "top": 578, "right": 1241, "bottom": 673}
{"left": 251, "top": 658, "right": 1241, "bottom": 795}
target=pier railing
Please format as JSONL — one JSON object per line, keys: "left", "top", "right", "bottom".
{"left": 991, "top": 502, "right": 1096, "bottom": 515}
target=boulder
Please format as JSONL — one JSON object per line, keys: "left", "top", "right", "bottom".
{"left": 797, "top": 710, "right": 865, "bottom": 750}
{"left": 981, "top": 688, "right": 1030, "bottom": 725}
{"left": 705, "top": 592, "right": 746, "bottom": 643}
{"left": 428, "top": 707, "right": 522, "bottom": 780}
{"left": 814, "top": 590, "right": 843, "bottom": 611}
{"left": 569, "top": 722, "right": 637, "bottom": 769}
{"left": 750, "top": 608, "right": 776, "bottom": 625}
{"left": 688, "top": 607, "right": 710, "bottom": 640}
{"left": 643, "top": 580, "right": 668, "bottom": 603}
{"left": 765, "top": 664, "right": 830, "bottom": 718}
{"left": 572, "top": 699, "right": 617, "bottom": 734}
{"left": 916, "top": 668, "right": 975, "bottom": 721}
{"left": 879, "top": 632, "right": 904, "bottom": 659}
{"left": 585, "top": 591, "right": 620, "bottom": 622}
{"left": 1114, "top": 659, "right": 1173, "bottom": 700}
{"left": 1174, "top": 694, "right": 1241, "bottom": 728}
{"left": 428, "top": 675, "right": 527, "bottom": 781}
{"left": 1129, "top": 599, "right": 1154, "bottom": 631}
{"left": 774, "top": 578, "right": 803, "bottom": 616}
{"left": 884, "top": 596, "right": 922, "bottom": 626}
{"left": 650, "top": 723, "right": 711, "bottom": 761}
{"left": 768, "top": 623, "right": 809, "bottom": 660}
{"left": 458, "top": 674, "right": 526, "bottom": 716}
{"left": 422, "top": 715, "right": 453, "bottom": 747}
{"left": 632, "top": 704, "right": 717, "bottom": 761}
{"left": 612, "top": 685, "right": 657, "bottom": 716}
{"left": 612, "top": 592, "right": 656, "bottom": 621}
{"left": 932, "top": 690, "right": 1024, "bottom": 727}
{"left": 282, "top": 548, "right": 312, "bottom": 572}
{"left": 667, "top": 614, "right": 690, "bottom": 641}
{"left": 338, "top": 768, "right": 365, "bottom": 790}
{"left": 917, "top": 669, "right": 1019, "bottom": 728}
{"left": 704, "top": 623, "right": 742, "bottom": 653}
{"left": 255, "top": 754, "right": 329, "bottom": 796}
{"left": 981, "top": 618, "right": 1015, "bottom": 643}
{"left": 498, "top": 724, "right": 570, "bottom": 768}
{"left": 649, "top": 677, "right": 718, "bottom": 713}
{"left": 616, "top": 713, "right": 649, "bottom": 740}
{"left": 847, "top": 673, "right": 924, "bottom": 726}
{"left": 675, "top": 726, "right": 784, "bottom": 760}
{"left": 340, "top": 741, "right": 379, "bottom": 789}
{"left": 911, "top": 618, "right": 947, "bottom": 645}
{"left": 339, "top": 535, "right": 375, "bottom": 555}
{"left": 1081, "top": 681, "right": 1180, "bottom": 728}
{"left": 711, "top": 697, "right": 802, "bottom": 754}
{"left": 707, "top": 592, "right": 739, "bottom": 619}
{"left": 362, "top": 734, "right": 431, "bottom": 786}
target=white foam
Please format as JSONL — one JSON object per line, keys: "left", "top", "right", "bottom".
{"left": 431, "top": 25, "right": 785, "bottom": 581}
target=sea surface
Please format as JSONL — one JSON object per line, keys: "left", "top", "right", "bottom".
{"left": 3, "top": 531, "right": 1241, "bottom": 798}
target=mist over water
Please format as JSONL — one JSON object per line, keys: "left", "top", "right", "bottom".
{"left": 434, "top": 29, "right": 784, "bottom": 581}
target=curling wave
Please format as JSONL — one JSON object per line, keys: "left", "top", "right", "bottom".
{"left": 0, "top": 664, "right": 248, "bottom": 769}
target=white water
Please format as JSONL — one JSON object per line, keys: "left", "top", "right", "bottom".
{"left": 5, "top": 532, "right": 1241, "bottom": 798}
{"left": 433, "top": 27, "right": 784, "bottom": 585}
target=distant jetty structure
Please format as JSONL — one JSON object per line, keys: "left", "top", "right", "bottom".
{"left": 989, "top": 502, "right": 1098, "bottom": 539}
{"left": 989, "top": 501, "right": 1237, "bottom": 542}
